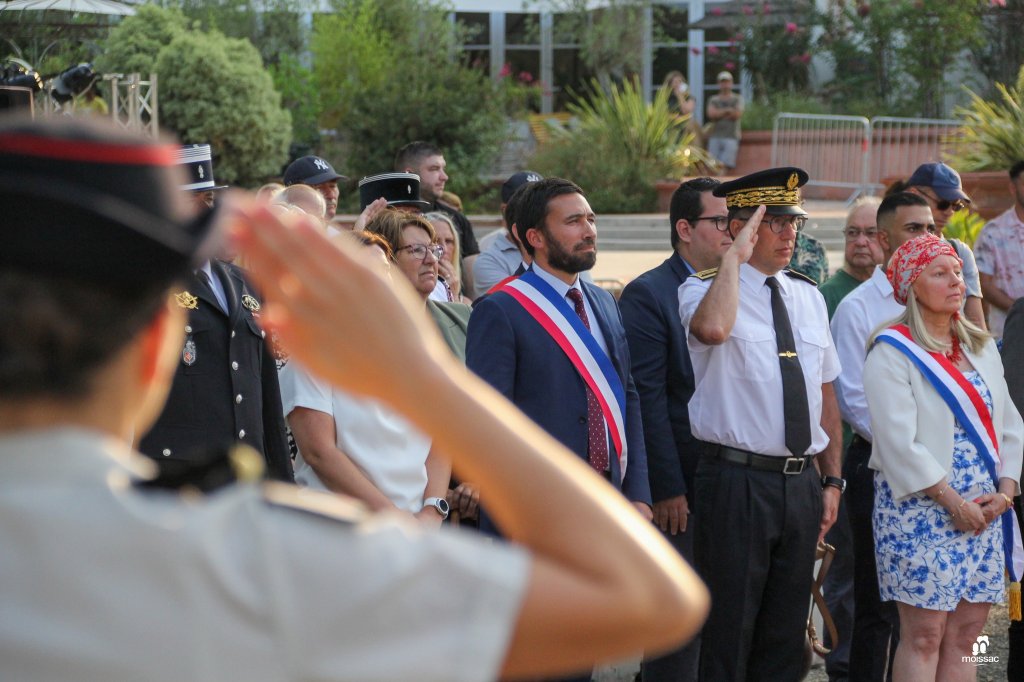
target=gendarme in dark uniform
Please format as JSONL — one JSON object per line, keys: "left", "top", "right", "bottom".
{"left": 678, "top": 168, "right": 844, "bottom": 680}
{"left": 138, "top": 145, "right": 292, "bottom": 482}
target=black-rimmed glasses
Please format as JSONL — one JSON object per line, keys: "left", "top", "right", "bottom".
{"left": 397, "top": 243, "right": 444, "bottom": 261}
{"left": 692, "top": 215, "right": 730, "bottom": 232}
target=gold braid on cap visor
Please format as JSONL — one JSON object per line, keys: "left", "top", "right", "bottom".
{"left": 726, "top": 186, "right": 802, "bottom": 209}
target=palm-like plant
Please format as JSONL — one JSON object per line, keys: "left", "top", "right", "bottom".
{"left": 949, "top": 65, "right": 1024, "bottom": 171}
{"left": 531, "top": 78, "right": 713, "bottom": 213}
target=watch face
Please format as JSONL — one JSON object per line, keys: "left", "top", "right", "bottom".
{"left": 436, "top": 498, "right": 450, "bottom": 515}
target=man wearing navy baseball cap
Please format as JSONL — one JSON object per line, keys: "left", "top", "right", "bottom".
{"left": 283, "top": 154, "right": 346, "bottom": 219}
{"left": 904, "top": 162, "right": 987, "bottom": 330}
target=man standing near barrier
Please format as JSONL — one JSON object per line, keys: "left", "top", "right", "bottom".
{"left": 679, "top": 167, "right": 843, "bottom": 680}
{"left": 620, "top": 177, "right": 726, "bottom": 681}
{"left": 705, "top": 71, "right": 743, "bottom": 172}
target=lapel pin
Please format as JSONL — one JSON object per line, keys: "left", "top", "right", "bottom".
{"left": 242, "top": 294, "right": 261, "bottom": 312}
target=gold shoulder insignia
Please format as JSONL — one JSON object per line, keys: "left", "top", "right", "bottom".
{"left": 174, "top": 291, "right": 199, "bottom": 310}
{"left": 690, "top": 267, "right": 718, "bottom": 281}
{"left": 784, "top": 268, "right": 818, "bottom": 286}
{"left": 263, "top": 481, "right": 363, "bottom": 525}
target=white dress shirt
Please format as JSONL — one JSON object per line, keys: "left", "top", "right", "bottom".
{"left": 532, "top": 262, "right": 610, "bottom": 357}
{"left": 678, "top": 264, "right": 841, "bottom": 457}
{"left": 197, "top": 260, "right": 229, "bottom": 313}
{"left": 830, "top": 266, "right": 905, "bottom": 441}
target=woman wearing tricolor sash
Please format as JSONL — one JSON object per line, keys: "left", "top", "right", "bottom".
{"left": 864, "top": 234, "right": 1024, "bottom": 680}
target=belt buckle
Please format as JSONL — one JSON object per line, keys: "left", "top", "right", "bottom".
{"left": 783, "top": 457, "right": 806, "bottom": 475}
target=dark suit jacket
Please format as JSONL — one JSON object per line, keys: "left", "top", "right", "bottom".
{"left": 618, "top": 253, "right": 699, "bottom": 503}
{"left": 466, "top": 271, "right": 651, "bottom": 518}
{"left": 1001, "top": 297, "right": 1024, "bottom": 415}
{"left": 139, "top": 260, "right": 293, "bottom": 482}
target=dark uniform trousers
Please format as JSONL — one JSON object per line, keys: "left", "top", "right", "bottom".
{"left": 693, "top": 450, "right": 822, "bottom": 681}
{"left": 138, "top": 261, "right": 293, "bottom": 482}
{"left": 844, "top": 435, "right": 897, "bottom": 682}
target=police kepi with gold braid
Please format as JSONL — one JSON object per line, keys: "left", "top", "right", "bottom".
{"left": 713, "top": 166, "right": 810, "bottom": 215}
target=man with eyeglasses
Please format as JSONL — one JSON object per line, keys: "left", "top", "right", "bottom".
{"left": 830, "top": 191, "right": 937, "bottom": 682}
{"left": 820, "top": 196, "right": 884, "bottom": 319}
{"left": 619, "top": 177, "right": 726, "bottom": 681}
{"left": 679, "top": 167, "right": 844, "bottom": 681}
{"left": 814, "top": 195, "right": 882, "bottom": 681}
{"left": 904, "top": 162, "right": 986, "bottom": 330}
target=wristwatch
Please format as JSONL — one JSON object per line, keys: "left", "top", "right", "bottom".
{"left": 423, "top": 496, "right": 450, "bottom": 520}
{"left": 822, "top": 476, "right": 847, "bottom": 494}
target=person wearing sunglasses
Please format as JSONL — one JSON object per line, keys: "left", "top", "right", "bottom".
{"left": 898, "top": 162, "right": 987, "bottom": 330}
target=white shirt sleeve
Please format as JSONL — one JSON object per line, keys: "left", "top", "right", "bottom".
{"left": 831, "top": 297, "right": 873, "bottom": 440}
{"left": 677, "top": 278, "right": 710, "bottom": 352}
{"left": 278, "top": 361, "right": 333, "bottom": 418}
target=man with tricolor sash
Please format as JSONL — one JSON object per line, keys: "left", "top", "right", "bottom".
{"left": 465, "top": 178, "right": 652, "bottom": 566}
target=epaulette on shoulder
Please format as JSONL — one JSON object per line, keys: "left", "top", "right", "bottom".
{"left": 690, "top": 267, "right": 718, "bottom": 281}
{"left": 135, "top": 444, "right": 265, "bottom": 495}
{"left": 784, "top": 268, "right": 818, "bottom": 286}
{"left": 263, "top": 481, "right": 364, "bottom": 526}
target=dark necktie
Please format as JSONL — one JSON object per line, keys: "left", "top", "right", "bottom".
{"left": 566, "top": 288, "right": 610, "bottom": 472}
{"left": 765, "top": 276, "right": 812, "bottom": 456}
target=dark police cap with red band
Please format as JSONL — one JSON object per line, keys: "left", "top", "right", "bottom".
{"left": 0, "top": 115, "right": 218, "bottom": 289}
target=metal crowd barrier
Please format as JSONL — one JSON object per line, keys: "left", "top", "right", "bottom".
{"left": 771, "top": 113, "right": 961, "bottom": 202}
{"left": 866, "top": 116, "right": 962, "bottom": 192}
{"left": 772, "top": 113, "right": 871, "bottom": 202}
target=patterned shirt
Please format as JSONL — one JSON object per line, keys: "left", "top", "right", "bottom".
{"left": 789, "top": 231, "right": 830, "bottom": 285}
{"left": 974, "top": 206, "right": 1024, "bottom": 337}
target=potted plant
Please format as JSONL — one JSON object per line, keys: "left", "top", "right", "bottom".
{"left": 947, "top": 65, "right": 1024, "bottom": 219}
{"left": 529, "top": 77, "right": 714, "bottom": 214}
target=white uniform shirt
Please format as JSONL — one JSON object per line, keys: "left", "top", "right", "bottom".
{"left": 279, "top": 361, "right": 431, "bottom": 513}
{"left": 0, "top": 428, "right": 528, "bottom": 682}
{"left": 830, "top": 266, "right": 905, "bottom": 441}
{"left": 678, "top": 263, "right": 841, "bottom": 456}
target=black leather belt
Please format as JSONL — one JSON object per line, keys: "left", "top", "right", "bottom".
{"left": 851, "top": 434, "right": 872, "bottom": 448}
{"left": 705, "top": 443, "right": 815, "bottom": 475}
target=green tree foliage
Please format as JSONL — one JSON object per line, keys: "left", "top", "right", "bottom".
{"left": 100, "top": 5, "right": 291, "bottom": 187}
{"left": 95, "top": 5, "right": 189, "bottom": 77}
{"left": 815, "top": 0, "right": 988, "bottom": 118}
{"left": 531, "top": 79, "right": 708, "bottom": 213}
{"left": 311, "top": 0, "right": 508, "bottom": 201}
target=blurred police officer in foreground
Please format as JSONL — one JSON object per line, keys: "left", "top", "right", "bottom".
{"left": 0, "top": 115, "right": 708, "bottom": 681}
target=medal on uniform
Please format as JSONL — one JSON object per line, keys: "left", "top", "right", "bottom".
{"left": 242, "top": 294, "right": 261, "bottom": 312}
{"left": 174, "top": 291, "right": 199, "bottom": 310}
{"left": 182, "top": 337, "right": 197, "bottom": 366}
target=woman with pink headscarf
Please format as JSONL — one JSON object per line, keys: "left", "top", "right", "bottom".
{"left": 864, "top": 234, "right": 1023, "bottom": 680}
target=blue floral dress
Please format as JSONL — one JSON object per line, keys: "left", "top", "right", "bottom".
{"left": 873, "top": 371, "right": 1004, "bottom": 610}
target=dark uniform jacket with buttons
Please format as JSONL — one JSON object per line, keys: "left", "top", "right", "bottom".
{"left": 138, "top": 260, "right": 294, "bottom": 482}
